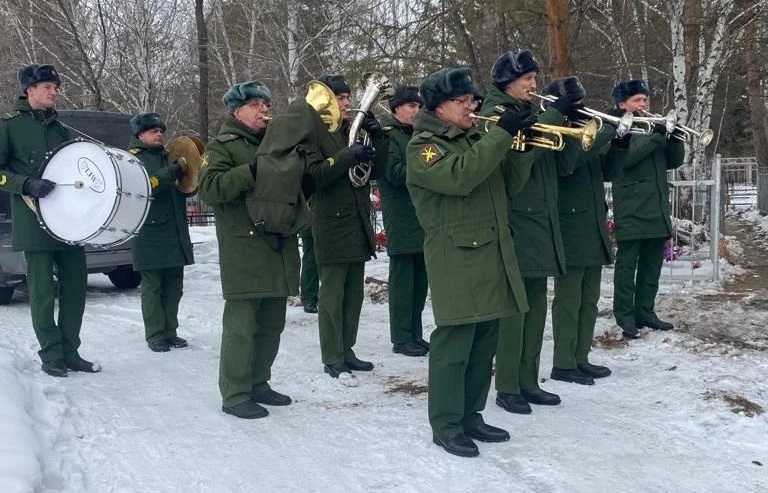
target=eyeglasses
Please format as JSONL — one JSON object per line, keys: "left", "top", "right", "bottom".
{"left": 449, "top": 97, "right": 477, "bottom": 109}
{"left": 245, "top": 99, "right": 271, "bottom": 110}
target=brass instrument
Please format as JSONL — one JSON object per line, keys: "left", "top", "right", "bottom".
{"left": 347, "top": 72, "right": 394, "bottom": 187}
{"left": 471, "top": 114, "right": 599, "bottom": 152}
{"left": 641, "top": 110, "right": 713, "bottom": 147}
{"left": 167, "top": 136, "right": 204, "bottom": 194}
{"left": 305, "top": 80, "right": 342, "bottom": 132}
{"left": 530, "top": 92, "right": 634, "bottom": 137}
{"left": 631, "top": 110, "right": 677, "bottom": 136}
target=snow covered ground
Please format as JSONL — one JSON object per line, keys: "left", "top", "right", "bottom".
{"left": 2, "top": 225, "right": 767, "bottom": 493}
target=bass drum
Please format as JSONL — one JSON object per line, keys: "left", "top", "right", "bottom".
{"left": 37, "top": 140, "right": 151, "bottom": 247}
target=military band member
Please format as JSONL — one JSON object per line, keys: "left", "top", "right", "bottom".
{"left": 607, "top": 80, "right": 684, "bottom": 338}
{"left": 406, "top": 67, "right": 535, "bottom": 457}
{"left": 377, "top": 85, "right": 429, "bottom": 357}
{"left": 0, "top": 64, "right": 99, "bottom": 377}
{"left": 198, "top": 80, "right": 296, "bottom": 419}
{"left": 129, "top": 112, "right": 194, "bottom": 353}
{"left": 481, "top": 50, "right": 583, "bottom": 414}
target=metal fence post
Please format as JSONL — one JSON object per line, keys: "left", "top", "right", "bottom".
{"left": 711, "top": 154, "right": 721, "bottom": 282}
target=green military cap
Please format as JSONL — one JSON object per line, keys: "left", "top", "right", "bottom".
{"left": 223, "top": 80, "right": 272, "bottom": 112}
{"left": 420, "top": 67, "right": 479, "bottom": 111}
{"left": 130, "top": 112, "right": 166, "bottom": 136}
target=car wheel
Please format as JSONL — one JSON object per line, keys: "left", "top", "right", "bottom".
{"left": 0, "top": 286, "right": 14, "bottom": 305}
{"left": 107, "top": 268, "right": 141, "bottom": 289}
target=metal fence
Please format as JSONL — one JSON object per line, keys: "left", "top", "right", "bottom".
{"left": 186, "top": 196, "right": 215, "bottom": 226}
{"left": 720, "top": 156, "right": 758, "bottom": 211}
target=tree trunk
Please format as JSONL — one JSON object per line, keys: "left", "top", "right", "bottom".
{"left": 546, "top": 0, "right": 572, "bottom": 77}
{"left": 195, "top": 0, "right": 209, "bottom": 141}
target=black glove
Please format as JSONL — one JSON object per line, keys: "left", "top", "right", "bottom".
{"left": 350, "top": 143, "right": 376, "bottom": 163}
{"left": 22, "top": 178, "right": 56, "bottom": 198}
{"left": 550, "top": 92, "right": 583, "bottom": 115}
{"left": 249, "top": 161, "right": 258, "bottom": 181}
{"left": 496, "top": 108, "right": 537, "bottom": 136}
{"left": 361, "top": 111, "right": 384, "bottom": 139}
{"left": 653, "top": 122, "right": 669, "bottom": 136}
{"left": 612, "top": 133, "right": 631, "bottom": 149}
{"left": 668, "top": 129, "right": 686, "bottom": 143}
{"left": 566, "top": 103, "right": 586, "bottom": 123}
{"left": 168, "top": 160, "right": 184, "bottom": 181}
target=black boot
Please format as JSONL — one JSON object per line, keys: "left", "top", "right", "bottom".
{"left": 167, "top": 336, "right": 188, "bottom": 348}
{"left": 465, "top": 423, "right": 510, "bottom": 443}
{"left": 41, "top": 360, "right": 67, "bottom": 377}
{"left": 393, "top": 341, "right": 428, "bottom": 357}
{"left": 636, "top": 316, "right": 674, "bottom": 331}
{"left": 433, "top": 433, "right": 479, "bottom": 457}
{"left": 252, "top": 388, "right": 292, "bottom": 406}
{"left": 222, "top": 401, "right": 269, "bottom": 419}
{"left": 148, "top": 340, "right": 171, "bottom": 352}
{"left": 550, "top": 367, "right": 595, "bottom": 385}
{"left": 345, "top": 355, "right": 374, "bottom": 371}
{"left": 521, "top": 387, "right": 561, "bottom": 406}
{"left": 578, "top": 362, "right": 612, "bottom": 378}
{"left": 414, "top": 337, "right": 430, "bottom": 350}
{"left": 65, "top": 356, "right": 102, "bottom": 373}
{"left": 495, "top": 392, "right": 532, "bottom": 414}
{"left": 324, "top": 362, "right": 351, "bottom": 378}
{"left": 619, "top": 322, "right": 640, "bottom": 339}
{"left": 303, "top": 301, "right": 318, "bottom": 314}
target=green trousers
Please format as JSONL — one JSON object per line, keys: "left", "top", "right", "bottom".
{"left": 388, "top": 252, "right": 428, "bottom": 345}
{"left": 300, "top": 230, "right": 319, "bottom": 304}
{"left": 219, "top": 297, "right": 286, "bottom": 407}
{"left": 552, "top": 266, "right": 602, "bottom": 369}
{"left": 495, "top": 276, "right": 547, "bottom": 393}
{"left": 428, "top": 320, "right": 498, "bottom": 440}
{"left": 140, "top": 267, "right": 184, "bottom": 344}
{"left": 613, "top": 238, "right": 665, "bottom": 325}
{"left": 25, "top": 249, "right": 87, "bottom": 364}
{"left": 317, "top": 262, "right": 364, "bottom": 365}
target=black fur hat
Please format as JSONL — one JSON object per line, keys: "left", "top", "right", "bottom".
{"left": 542, "top": 76, "right": 586, "bottom": 100}
{"left": 491, "top": 50, "right": 540, "bottom": 91}
{"left": 420, "top": 68, "right": 479, "bottom": 111}
{"left": 612, "top": 79, "right": 649, "bottom": 105}
{"left": 130, "top": 112, "right": 166, "bottom": 137}
{"left": 18, "top": 64, "right": 61, "bottom": 94}
{"left": 389, "top": 85, "right": 423, "bottom": 112}
{"left": 317, "top": 74, "right": 351, "bottom": 95}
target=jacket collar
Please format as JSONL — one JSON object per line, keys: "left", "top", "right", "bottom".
{"left": 413, "top": 109, "right": 479, "bottom": 140}
{"left": 13, "top": 96, "right": 58, "bottom": 122}
{"left": 129, "top": 135, "right": 166, "bottom": 155}
{"left": 219, "top": 117, "right": 265, "bottom": 145}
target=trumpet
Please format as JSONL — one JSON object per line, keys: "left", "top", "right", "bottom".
{"left": 471, "top": 113, "right": 599, "bottom": 152}
{"left": 529, "top": 92, "right": 634, "bottom": 137}
{"left": 630, "top": 109, "right": 677, "bottom": 135}
{"left": 640, "top": 110, "right": 713, "bottom": 147}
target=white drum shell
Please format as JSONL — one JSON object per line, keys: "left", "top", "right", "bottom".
{"left": 37, "top": 141, "right": 151, "bottom": 247}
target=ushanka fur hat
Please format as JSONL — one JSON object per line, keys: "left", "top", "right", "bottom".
{"left": 130, "top": 112, "right": 166, "bottom": 137}
{"left": 491, "top": 50, "right": 540, "bottom": 91}
{"left": 542, "top": 76, "right": 586, "bottom": 101}
{"left": 612, "top": 79, "right": 649, "bottom": 105}
{"left": 389, "top": 85, "right": 423, "bottom": 112}
{"left": 223, "top": 80, "right": 272, "bottom": 113}
{"left": 420, "top": 67, "right": 479, "bottom": 111}
{"left": 316, "top": 74, "right": 351, "bottom": 96}
{"left": 18, "top": 64, "right": 61, "bottom": 94}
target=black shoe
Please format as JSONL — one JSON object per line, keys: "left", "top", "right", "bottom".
{"left": 393, "top": 341, "right": 428, "bottom": 357}
{"left": 303, "top": 301, "right": 318, "bottom": 314}
{"left": 414, "top": 337, "right": 430, "bottom": 350}
{"left": 252, "top": 388, "right": 292, "bottom": 406}
{"left": 222, "top": 401, "right": 269, "bottom": 419}
{"left": 550, "top": 367, "right": 595, "bottom": 385}
{"left": 432, "top": 433, "right": 479, "bottom": 457}
{"left": 148, "top": 340, "right": 171, "bottom": 352}
{"left": 619, "top": 322, "right": 640, "bottom": 339}
{"left": 636, "top": 316, "right": 674, "bottom": 331}
{"left": 65, "top": 356, "right": 101, "bottom": 373}
{"left": 521, "top": 387, "right": 561, "bottom": 406}
{"left": 465, "top": 423, "right": 510, "bottom": 443}
{"left": 324, "top": 362, "right": 351, "bottom": 378}
{"left": 167, "top": 336, "right": 188, "bottom": 348}
{"left": 495, "top": 392, "right": 532, "bottom": 414}
{"left": 41, "top": 360, "right": 67, "bottom": 377}
{"left": 578, "top": 362, "right": 612, "bottom": 379}
{"left": 345, "top": 355, "right": 374, "bottom": 371}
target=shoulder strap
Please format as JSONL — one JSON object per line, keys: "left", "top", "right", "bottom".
{"left": 215, "top": 133, "right": 240, "bottom": 143}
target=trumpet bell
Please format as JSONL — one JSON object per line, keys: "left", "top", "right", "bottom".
{"left": 167, "top": 136, "right": 203, "bottom": 194}
{"left": 306, "top": 80, "right": 342, "bottom": 132}
{"left": 698, "top": 129, "right": 714, "bottom": 147}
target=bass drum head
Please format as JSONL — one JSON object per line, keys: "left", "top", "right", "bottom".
{"left": 38, "top": 141, "right": 119, "bottom": 244}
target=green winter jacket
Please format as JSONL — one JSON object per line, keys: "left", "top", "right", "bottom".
{"left": 405, "top": 109, "right": 532, "bottom": 326}
{"left": 557, "top": 126, "right": 616, "bottom": 267}
{"left": 0, "top": 97, "right": 79, "bottom": 251}
{"left": 377, "top": 113, "right": 424, "bottom": 255}
{"left": 129, "top": 137, "right": 194, "bottom": 271}
{"left": 607, "top": 132, "right": 685, "bottom": 242}
{"left": 480, "top": 86, "right": 580, "bottom": 278}
{"left": 198, "top": 118, "right": 299, "bottom": 300}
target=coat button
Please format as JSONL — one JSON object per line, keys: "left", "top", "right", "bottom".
{"left": 472, "top": 241, "right": 478, "bottom": 246}
{"left": 571, "top": 208, "right": 576, "bottom": 212}
{"left": 249, "top": 231, "right": 254, "bottom": 236}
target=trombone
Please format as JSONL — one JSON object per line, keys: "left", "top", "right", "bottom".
{"left": 471, "top": 114, "right": 599, "bottom": 152}
{"left": 640, "top": 110, "right": 714, "bottom": 147}
{"left": 529, "top": 92, "right": 634, "bottom": 137}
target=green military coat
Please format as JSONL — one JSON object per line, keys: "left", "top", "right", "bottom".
{"left": 377, "top": 113, "right": 423, "bottom": 255}
{"left": 480, "top": 86, "right": 580, "bottom": 278}
{"left": 558, "top": 127, "right": 616, "bottom": 267}
{"left": 0, "top": 98, "right": 78, "bottom": 252}
{"left": 198, "top": 118, "right": 299, "bottom": 300}
{"left": 607, "top": 133, "right": 685, "bottom": 242}
{"left": 405, "top": 109, "right": 532, "bottom": 326}
{"left": 130, "top": 137, "right": 194, "bottom": 271}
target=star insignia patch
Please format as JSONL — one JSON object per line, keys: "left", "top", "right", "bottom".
{"left": 150, "top": 176, "right": 160, "bottom": 189}
{"left": 201, "top": 152, "right": 209, "bottom": 168}
{"left": 418, "top": 143, "right": 442, "bottom": 166}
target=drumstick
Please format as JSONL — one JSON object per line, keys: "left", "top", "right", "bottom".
{"left": 56, "top": 181, "right": 86, "bottom": 188}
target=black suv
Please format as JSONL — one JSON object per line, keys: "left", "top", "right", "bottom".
{"left": 0, "top": 110, "right": 141, "bottom": 304}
